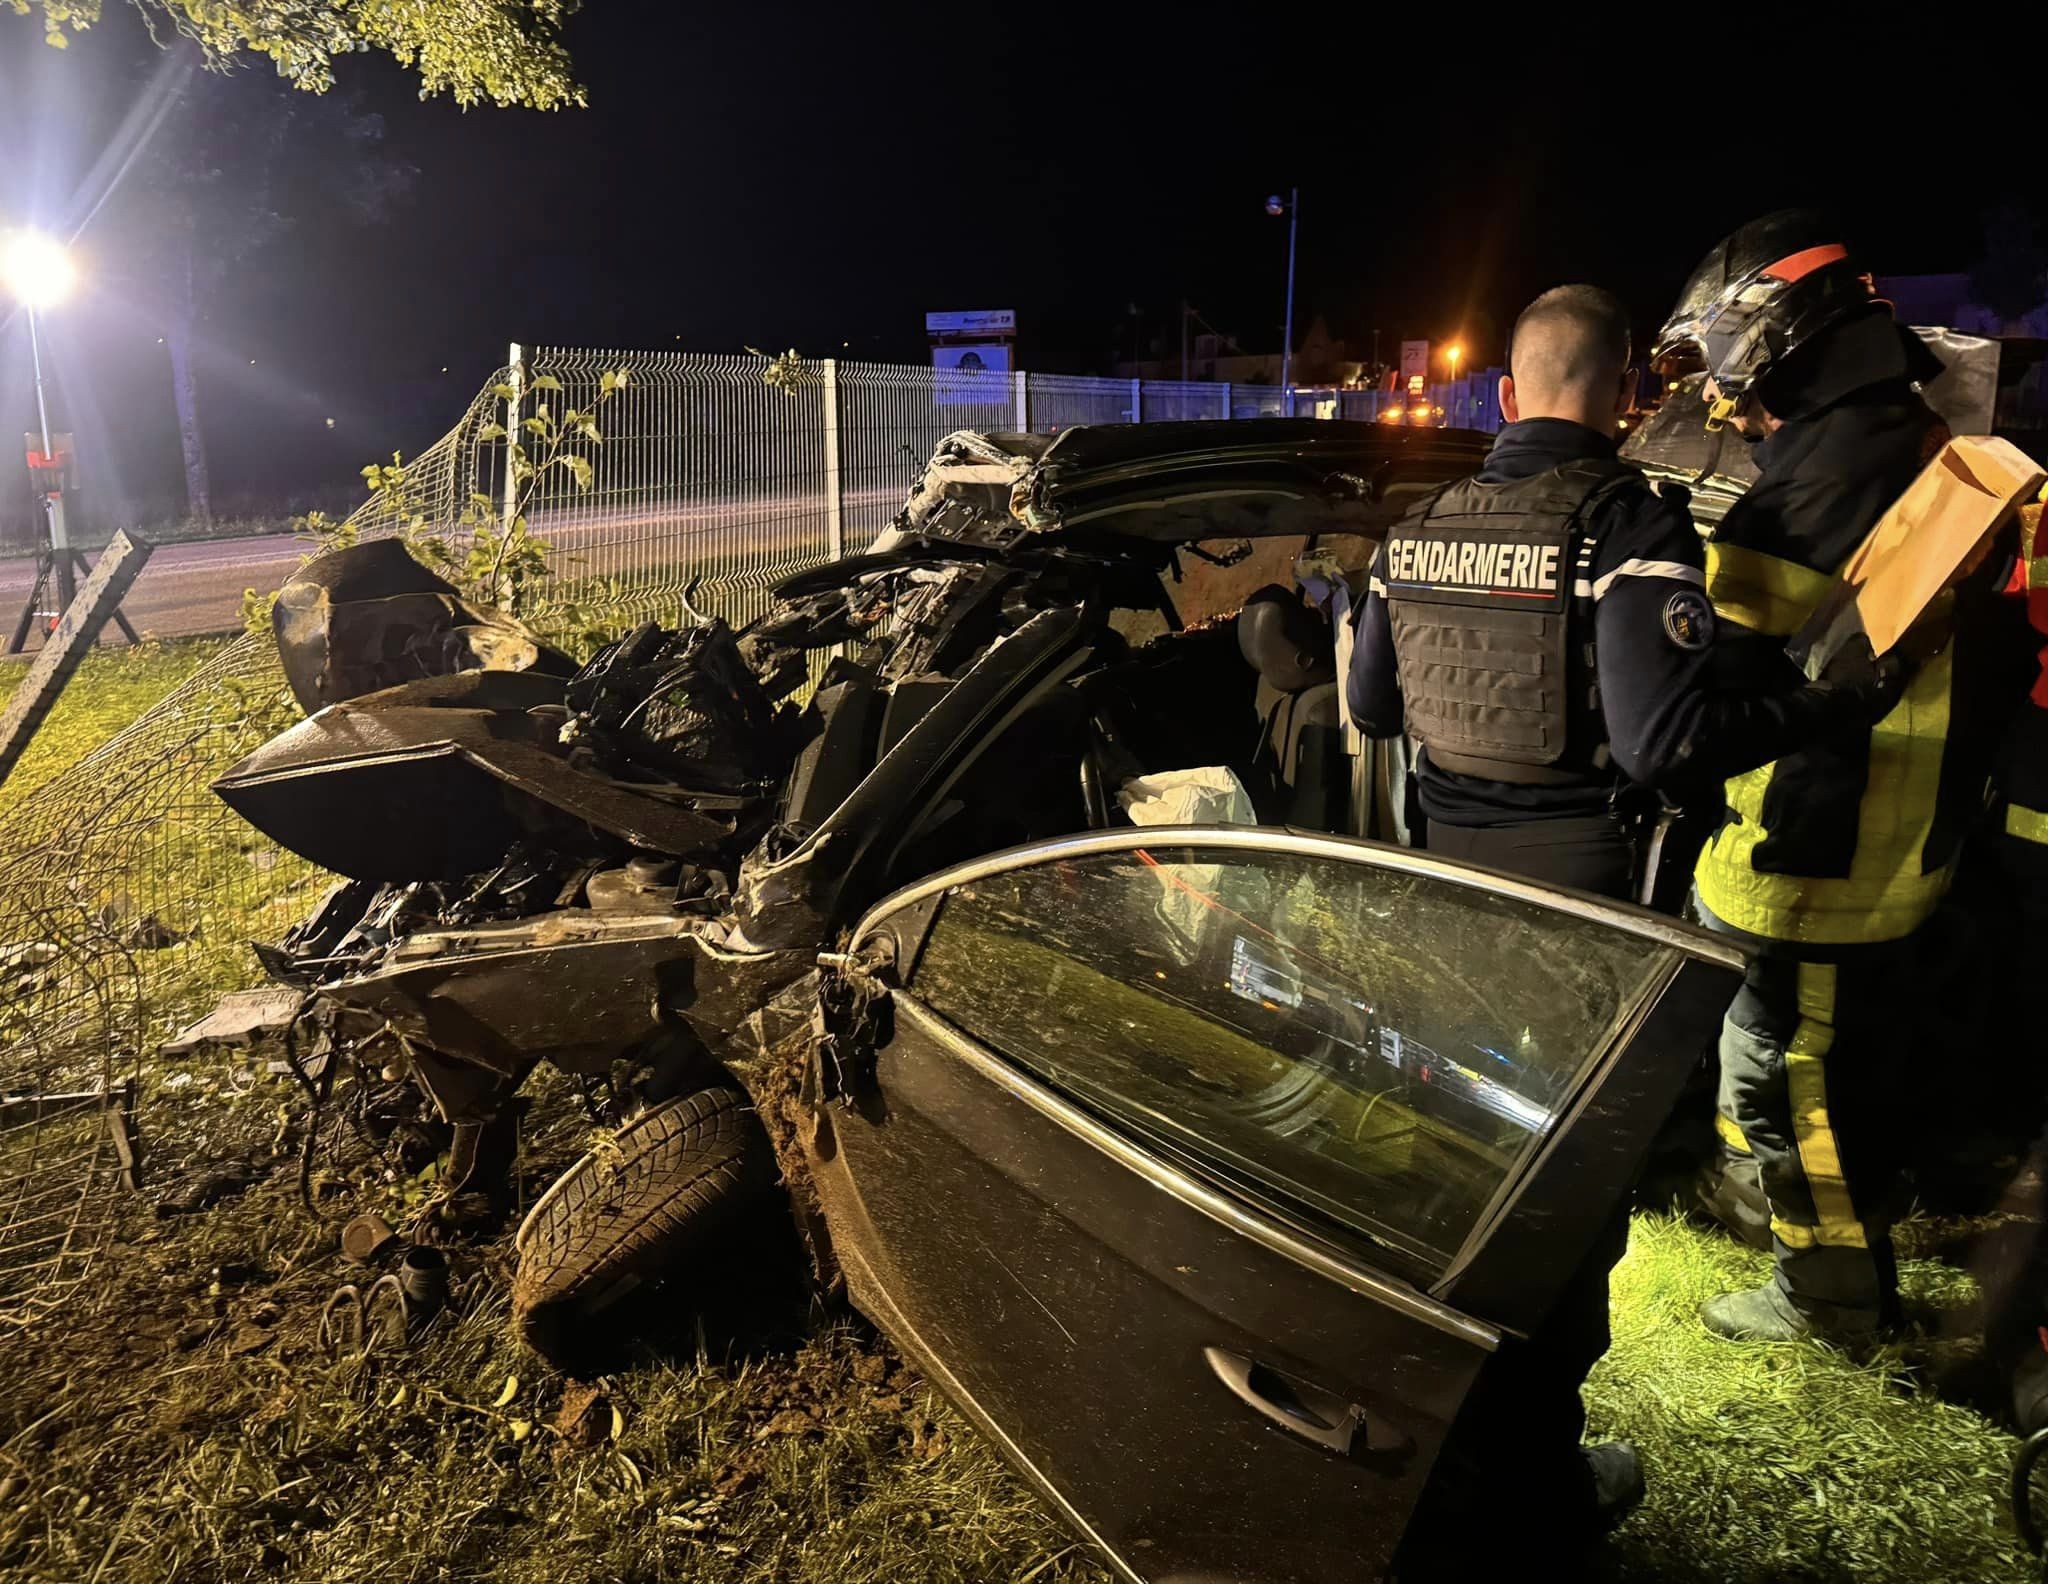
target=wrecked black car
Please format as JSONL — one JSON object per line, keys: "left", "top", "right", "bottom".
{"left": 213, "top": 420, "right": 1750, "bottom": 1582}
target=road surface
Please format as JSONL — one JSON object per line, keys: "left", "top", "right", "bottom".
{"left": 0, "top": 487, "right": 903, "bottom": 653}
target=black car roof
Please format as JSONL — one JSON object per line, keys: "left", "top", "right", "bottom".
{"left": 1035, "top": 418, "right": 1488, "bottom": 476}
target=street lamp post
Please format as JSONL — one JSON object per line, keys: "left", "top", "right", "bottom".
{"left": 1267, "top": 189, "right": 1299, "bottom": 410}
{"left": 3, "top": 230, "right": 78, "bottom": 607}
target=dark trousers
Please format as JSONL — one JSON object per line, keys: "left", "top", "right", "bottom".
{"left": 1713, "top": 943, "right": 1915, "bottom": 1326}
{"left": 1400, "top": 811, "right": 1635, "bottom": 1565}
{"left": 1426, "top": 811, "right": 1636, "bottom": 897}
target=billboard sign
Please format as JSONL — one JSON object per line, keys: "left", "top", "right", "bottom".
{"left": 932, "top": 341, "right": 1012, "bottom": 408}
{"left": 926, "top": 309, "right": 1017, "bottom": 339}
{"left": 1400, "top": 340, "right": 1430, "bottom": 380}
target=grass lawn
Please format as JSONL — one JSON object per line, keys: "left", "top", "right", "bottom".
{"left": 0, "top": 636, "right": 230, "bottom": 799}
{"left": 0, "top": 640, "right": 2038, "bottom": 1583}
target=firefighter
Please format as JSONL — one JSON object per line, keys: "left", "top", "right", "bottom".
{"left": 1350, "top": 282, "right": 1905, "bottom": 1552}
{"left": 1650, "top": 210, "right": 2026, "bottom": 1343}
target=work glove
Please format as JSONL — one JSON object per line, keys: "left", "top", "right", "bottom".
{"left": 1820, "top": 633, "right": 1913, "bottom": 724}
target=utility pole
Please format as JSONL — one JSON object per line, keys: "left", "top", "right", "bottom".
{"left": 1181, "top": 298, "right": 1190, "bottom": 384}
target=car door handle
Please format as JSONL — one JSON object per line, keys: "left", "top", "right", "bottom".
{"left": 1203, "top": 1346, "right": 1373, "bottom": 1458}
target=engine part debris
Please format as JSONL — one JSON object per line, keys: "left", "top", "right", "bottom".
{"left": 397, "top": 1245, "right": 449, "bottom": 1323}
{"left": 156, "top": 1160, "right": 266, "bottom": 1217}
{"left": 161, "top": 987, "right": 307, "bottom": 1058}
{"left": 341, "top": 1212, "right": 400, "bottom": 1263}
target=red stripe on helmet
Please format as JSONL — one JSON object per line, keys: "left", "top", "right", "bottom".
{"left": 1761, "top": 243, "right": 1849, "bottom": 283}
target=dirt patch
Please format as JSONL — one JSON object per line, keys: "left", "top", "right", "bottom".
{"left": 0, "top": 1057, "right": 1102, "bottom": 1584}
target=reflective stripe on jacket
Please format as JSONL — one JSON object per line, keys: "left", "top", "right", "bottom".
{"left": 1695, "top": 539, "right": 1960, "bottom": 946}
{"left": 2001, "top": 502, "right": 2048, "bottom": 845}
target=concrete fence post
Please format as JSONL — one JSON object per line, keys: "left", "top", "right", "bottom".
{"left": 1219, "top": 381, "right": 1232, "bottom": 420}
{"left": 1013, "top": 370, "right": 1029, "bottom": 432}
{"left": 1131, "top": 378, "right": 1143, "bottom": 423}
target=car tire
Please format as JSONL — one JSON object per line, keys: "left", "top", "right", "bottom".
{"left": 511, "top": 1085, "right": 777, "bottom": 1362}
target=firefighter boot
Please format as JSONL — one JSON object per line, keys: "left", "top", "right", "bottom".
{"left": 1701, "top": 1281, "right": 1881, "bottom": 1343}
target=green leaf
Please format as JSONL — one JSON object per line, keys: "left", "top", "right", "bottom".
{"left": 530, "top": 373, "right": 563, "bottom": 392}
{"left": 522, "top": 416, "right": 549, "bottom": 436}
{"left": 492, "top": 383, "right": 519, "bottom": 402}
{"left": 478, "top": 422, "right": 507, "bottom": 443}
{"left": 560, "top": 454, "right": 595, "bottom": 489}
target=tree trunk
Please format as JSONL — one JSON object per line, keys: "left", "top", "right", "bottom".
{"left": 163, "top": 239, "right": 212, "bottom": 524}
{"left": 164, "top": 318, "right": 211, "bottom": 525}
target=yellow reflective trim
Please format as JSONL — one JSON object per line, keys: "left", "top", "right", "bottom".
{"left": 2009, "top": 804, "right": 2048, "bottom": 846}
{"left": 1716, "top": 1112, "right": 1753, "bottom": 1155}
{"left": 1697, "top": 645, "right": 1957, "bottom": 945}
{"left": 1771, "top": 1218, "right": 1819, "bottom": 1250}
{"left": 1702, "top": 541, "right": 1839, "bottom": 636}
{"left": 2019, "top": 506, "right": 2046, "bottom": 590}
{"left": 1781, "top": 963, "right": 1869, "bottom": 1251}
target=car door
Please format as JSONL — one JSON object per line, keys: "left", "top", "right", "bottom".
{"left": 804, "top": 827, "right": 1742, "bottom": 1584}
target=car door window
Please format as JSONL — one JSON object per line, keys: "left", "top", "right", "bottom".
{"left": 905, "top": 844, "right": 1676, "bottom": 1284}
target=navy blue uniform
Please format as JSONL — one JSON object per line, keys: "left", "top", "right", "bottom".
{"left": 1349, "top": 417, "right": 1855, "bottom": 835}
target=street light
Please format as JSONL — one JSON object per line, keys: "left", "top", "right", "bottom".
{"left": 1446, "top": 343, "right": 1464, "bottom": 380}
{"left": 1, "top": 229, "right": 76, "bottom": 310}
{"left": 1266, "top": 190, "right": 1299, "bottom": 410}
{"left": 2, "top": 228, "right": 78, "bottom": 609}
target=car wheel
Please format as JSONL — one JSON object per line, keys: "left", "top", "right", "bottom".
{"left": 511, "top": 1085, "right": 778, "bottom": 1362}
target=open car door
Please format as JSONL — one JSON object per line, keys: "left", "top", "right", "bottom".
{"left": 805, "top": 827, "right": 1742, "bottom": 1583}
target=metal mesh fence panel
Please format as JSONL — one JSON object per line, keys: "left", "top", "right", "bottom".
{"left": 835, "top": 360, "right": 1013, "bottom": 556}
{"left": 509, "top": 348, "right": 831, "bottom": 633}
{"left": 1135, "top": 381, "right": 1230, "bottom": 422}
{"left": 1026, "top": 373, "right": 1138, "bottom": 433}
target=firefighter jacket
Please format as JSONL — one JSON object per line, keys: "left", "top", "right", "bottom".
{"left": 1691, "top": 379, "right": 2024, "bottom": 947}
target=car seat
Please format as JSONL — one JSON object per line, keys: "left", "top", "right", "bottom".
{"left": 1236, "top": 585, "right": 1346, "bottom": 830}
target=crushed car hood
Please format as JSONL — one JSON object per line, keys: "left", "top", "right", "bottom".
{"left": 873, "top": 420, "right": 1492, "bottom": 554}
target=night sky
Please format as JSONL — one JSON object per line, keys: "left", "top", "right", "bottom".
{"left": 1, "top": 5, "right": 2043, "bottom": 530}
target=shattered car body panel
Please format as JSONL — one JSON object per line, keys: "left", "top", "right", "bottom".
{"left": 273, "top": 537, "right": 577, "bottom": 714}
{"left": 215, "top": 670, "right": 738, "bottom": 880}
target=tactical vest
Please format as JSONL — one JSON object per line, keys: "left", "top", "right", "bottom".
{"left": 1382, "top": 457, "right": 1643, "bottom": 785}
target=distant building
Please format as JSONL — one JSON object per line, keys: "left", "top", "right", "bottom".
{"left": 1118, "top": 315, "right": 1366, "bottom": 387}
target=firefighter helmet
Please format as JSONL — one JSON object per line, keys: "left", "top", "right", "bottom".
{"left": 1652, "top": 211, "right": 1880, "bottom": 426}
